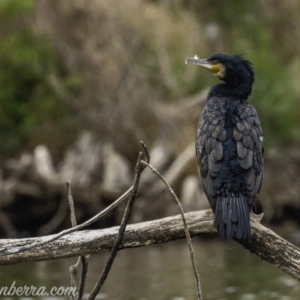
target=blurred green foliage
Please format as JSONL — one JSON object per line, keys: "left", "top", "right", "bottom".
{"left": 1, "top": 0, "right": 299, "bottom": 159}
{"left": 182, "top": 0, "right": 300, "bottom": 149}
{"left": 0, "top": 0, "right": 77, "bottom": 158}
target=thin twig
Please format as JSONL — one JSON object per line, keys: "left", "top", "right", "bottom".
{"left": 140, "top": 160, "right": 203, "bottom": 300}
{"left": 67, "top": 181, "right": 80, "bottom": 300}
{"left": 140, "top": 140, "right": 150, "bottom": 165}
{"left": 69, "top": 259, "right": 80, "bottom": 300}
{"left": 78, "top": 255, "right": 89, "bottom": 300}
{"left": 0, "top": 141, "right": 149, "bottom": 257}
{"left": 88, "top": 151, "right": 145, "bottom": 300}
{"left": 0, "top": 187, "right": 133, "bottom": 256}
{"left": 67, "top": 181, "right": 77, "bottom": 227}
{"left": 66, "top": 182, "right": 89, "bottom": 300}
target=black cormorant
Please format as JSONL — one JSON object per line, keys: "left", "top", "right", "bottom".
{"left": 185, "top": 53, "right": 264, "bottom": 240}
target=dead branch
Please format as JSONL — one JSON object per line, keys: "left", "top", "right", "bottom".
{"left": 0, "top": 187, "right": 133, "bottom": 256}
{"left": 141, "top": 160, "right": 202, "bottom": 299}
{"left": 88, "top": 150, "right": 146, "bottom": 300}
{"left": 0, "top": 209, "right": 300, "bottom": 282}
{"left": 67, "top": 181, "right": 89, "bottom": 300}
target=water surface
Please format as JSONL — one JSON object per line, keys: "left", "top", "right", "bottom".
{"left": 0, "top": 238, "right": 298, "bottom": 299}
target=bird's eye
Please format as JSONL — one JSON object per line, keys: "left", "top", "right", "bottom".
{"left": 209, "top": 60, "right": 219, "bottom": 65}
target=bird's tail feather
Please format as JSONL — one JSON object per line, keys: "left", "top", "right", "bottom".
{"left": 214, "top": 194, "right": 251, "bottom": 239}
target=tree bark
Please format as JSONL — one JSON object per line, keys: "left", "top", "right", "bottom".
{"left": 0, "top": 209, "right": 299, "bottom": 281}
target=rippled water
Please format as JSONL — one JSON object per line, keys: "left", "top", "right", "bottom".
{"left": 0, "top": 238, "right": 298, "bottom": 299}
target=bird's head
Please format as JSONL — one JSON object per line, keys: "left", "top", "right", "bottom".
{"left": 185, "top": 53, "right": 254, "bottom": 88}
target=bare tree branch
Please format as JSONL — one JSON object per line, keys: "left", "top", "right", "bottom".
{"left": 0, "top": 187, "right": 133, "bottom": 256}
{"left": 141, "top": 160, "right": 202, "bottom": 299}
{"left": 66, "top": 181, "right": 89, "bottom": 300}
{"left": 88, "top": 150, "right": 146, "bottom": 300}
{"left": 0, "top": 210, "right": 299, "bottom": 282}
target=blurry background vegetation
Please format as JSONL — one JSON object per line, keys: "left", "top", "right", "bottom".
{"left": 1, "top": 0, "right": 300, "bottom": 234}
{"left": 1, "top": 0, "right": 300, "bottom": 159}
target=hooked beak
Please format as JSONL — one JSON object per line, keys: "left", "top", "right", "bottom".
{"left": 185, "top": 56, "right": 221, "bottom": 74}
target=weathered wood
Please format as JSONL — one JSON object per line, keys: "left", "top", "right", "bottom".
{"left": 1, "top": 210, "right": 213, "bottom": 266}
{"left": 0, "top": 134, "right": 136, "bottom": 236}
{"left": 238, "top": 221, "right": 300, "bottom": 280}
{"left": 58, "top": 132, "right": 103, "bottom": 187}
{"left": 0, "top": 209, "right": 300, "bottom": 282}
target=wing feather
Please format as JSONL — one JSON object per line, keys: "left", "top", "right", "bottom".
{"left": 196, "top": 97, "right": 226, "bottom": 209}
{"left": 234, "top": 102, "right": 264, "bottom": 203}
{"left": 197, "top": 98, "right": 263, "bottom": 211}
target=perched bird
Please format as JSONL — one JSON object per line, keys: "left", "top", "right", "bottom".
{"left": 185, "top": 53, "right": 264, "bottom": 239}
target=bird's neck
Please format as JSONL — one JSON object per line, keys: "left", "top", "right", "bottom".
{"left": 208, "top": 82, "right": 252, "bottom": 100}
